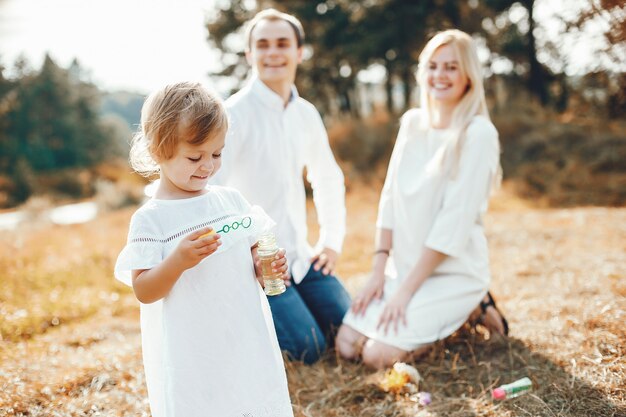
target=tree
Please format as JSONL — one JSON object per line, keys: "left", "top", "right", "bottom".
{"left": 206, "top": 0, "right": 470, "bottom": 115}
{"left": 570, "top": 0, "right": 625, "bottom": 118}
{"left": 480, "top": 0, "right": 554, "bottom": 106}
{"left": 207, "top": 0, "right": 600, "bottom": 113}
{"left": 0, "top": 55, "right": 122, "bottom": 205}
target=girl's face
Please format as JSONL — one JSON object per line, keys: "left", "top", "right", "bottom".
{"left": 426, "top": 44, "right": 469, "bottom": 107}
{"left": 157, "top": 130, "right": 226, "bottom": 199}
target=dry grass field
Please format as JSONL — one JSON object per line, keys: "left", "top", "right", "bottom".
{"left": 0, "top": 182, "right": 624, "bottom": 416}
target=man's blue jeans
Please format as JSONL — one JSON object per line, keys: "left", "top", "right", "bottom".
{"left": 267, "top": 265, "right": 351, "bottom": 364}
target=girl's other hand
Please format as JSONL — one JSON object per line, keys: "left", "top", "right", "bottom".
{"left": 174, "top": 227, "right": 221, "bottom": 270}
{"left": 273, "top": 248, "right": 290, "bottom": 285}
{"left": 252, "top": 247, "right": 291, "bottom": 287}
{"left": 351, "top": 272, "right": 385, "bottom": 316}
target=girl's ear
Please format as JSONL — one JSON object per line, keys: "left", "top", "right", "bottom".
{"left": 245, "top": 49, "right": 253, "bottom": 66}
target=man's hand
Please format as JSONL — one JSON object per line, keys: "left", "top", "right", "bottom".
{"left": 311, "top": 247, "right": 339, "bottom": 276}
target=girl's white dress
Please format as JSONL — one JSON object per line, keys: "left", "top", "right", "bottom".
{"left": 342, "top": 109, "right": 500, "bottom": 351}
{"left": 115, "top": 186, "right": 293, "bottom": 417}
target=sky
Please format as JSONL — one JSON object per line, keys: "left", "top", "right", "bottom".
{"left": 0, "top": 0, "right": 620, "bottom": 95}
{"left": 0, "top": 0, "right": 221, "bottom": 94}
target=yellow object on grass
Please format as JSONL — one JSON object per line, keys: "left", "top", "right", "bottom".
{"left": 379, "top": 362, "right": 421, "bottom": 393}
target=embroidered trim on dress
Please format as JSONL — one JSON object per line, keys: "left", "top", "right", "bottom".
{"left": 130, "top": 213, "right": 234, "bottom": 243}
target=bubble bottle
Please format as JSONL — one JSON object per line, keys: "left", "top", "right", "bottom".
{"left": 257, "top": 232, "right": 286, "bottom": 296}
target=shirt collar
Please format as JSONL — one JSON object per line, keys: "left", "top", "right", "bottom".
{"left": 249, "top": 76, "right": 299, "bottom": 111}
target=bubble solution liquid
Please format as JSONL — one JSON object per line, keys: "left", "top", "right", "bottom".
{"left": 257, "top": 232, "right": 286, "bottom": 296}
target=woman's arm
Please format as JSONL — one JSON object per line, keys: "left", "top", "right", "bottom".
{"left": 372, "top": 227, "right": 392, "bottom": 277}
{"left": 399, "top": 247, "right": 447, "bottom": 296}
{"left": 132, "top": 227, "right": 221, "bottom": 304}
{"left": 351, "top": 227, "right": 392, "bottom": 315}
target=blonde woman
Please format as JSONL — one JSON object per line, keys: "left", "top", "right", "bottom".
{"left": 337, "top": 29, "right": 508, "bottom": 369}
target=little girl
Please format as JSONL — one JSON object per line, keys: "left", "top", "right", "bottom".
{"left": 115, "top": 82, "right": 294, "bottom": 417}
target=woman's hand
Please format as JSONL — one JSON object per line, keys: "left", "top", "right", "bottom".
{"left": 174, "top": 227, "right": 221, "bottom": 270}
{"left": 373, "top": 248, "right": 446, "bottom": 334}
{"left": 377, "top": 289, "right": 412, "bottom": 335}
{"left": 351, "top": 272, "right": 385, "bottom": 316}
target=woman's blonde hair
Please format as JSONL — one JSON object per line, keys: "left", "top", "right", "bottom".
{"left": 416, "top": 29, "right": 500, "bottom": 185}
{"left": 129, "top": 82, "right": 228, "bottom": 177}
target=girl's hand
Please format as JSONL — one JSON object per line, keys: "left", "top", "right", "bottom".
{"left": 173, "top": 227, "right": 221, "bottom": 270}
{"left": 351, "top": 272, "right": 385, "bottom": 316}
{"left": 377, "top": 290, "right": 412, "bottom": 335}
{"left": 252, "top": 248, "right": 291, "bottom": 287}
{"left": 272, "top": 248, "right": 290, "bottom": 284}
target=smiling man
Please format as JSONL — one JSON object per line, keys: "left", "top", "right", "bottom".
{"left": 212, "top": 9, "right": 351, "bottom": 364}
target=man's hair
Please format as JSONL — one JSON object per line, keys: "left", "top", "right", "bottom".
{"left": 244, "top": 8, "right": 305, "bottom": 49}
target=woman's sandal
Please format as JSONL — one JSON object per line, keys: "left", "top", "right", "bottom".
{"left": 478, "top": 291, "right": 509, "bottom": 336}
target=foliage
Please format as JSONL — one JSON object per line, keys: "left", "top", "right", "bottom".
{"left": 208, "top": 0, "right": 486, "bottom": 115}
{"left": 326, "top": 101, "right": 626, "bottom": 206}
{"left": 497, "top": 115, "right": 626, "bottom": 206}
{"left": 100, "top": 90, "right": 144, "bottom": 132}
{"left": 566, "top": 0, "right": 626, "bottom": 117}
{"left": 0, "top": 55, "right": 124, "bottom": 207}
{"left": 207, "top": 1, "right": 624, "bottom": 117}
{"left": 573, "top": 0, "right": 625, "bottom": 56}
{"left": 327, "top": 109, "right": 397, "bottom": 181}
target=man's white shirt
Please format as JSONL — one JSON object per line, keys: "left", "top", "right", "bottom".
{"left": 212, "top": 77, "right": 346, "bottom": 284}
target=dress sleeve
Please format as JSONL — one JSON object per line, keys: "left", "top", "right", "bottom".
{"left": 425, "top": 117, "right": 499, "bottom": 257}
{"left": 114, "top": 211, "right": 164, "bottom": 287}
{"left": 376, "top": 109, "right": 417, "bottom": 229}
{"left": 303, "top": 105, "right": 346, "bottom": 253}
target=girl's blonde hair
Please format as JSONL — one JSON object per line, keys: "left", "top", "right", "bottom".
{"left": 416, "top": 29, "right": 500, "bottom": 186}
{"left": 129, "top": 82, "right": 228, "bottom": 176}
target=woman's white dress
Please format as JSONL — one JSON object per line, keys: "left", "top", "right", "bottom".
{"left": 342, "top": 109, "right": 500, "bottom": 351}
{"left": 115, "top": 186, "right": 293, "bottom": 417}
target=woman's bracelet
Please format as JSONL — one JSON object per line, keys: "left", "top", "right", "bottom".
{"left": 374, "top": 249, "right": 390, "bottom": 256}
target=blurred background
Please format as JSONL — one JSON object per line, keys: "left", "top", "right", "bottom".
{"left": 0, "top": 0, "right": 624, "bottom": 214}
{"left": 1, "top": 3, "right": 625, "bottom": 414}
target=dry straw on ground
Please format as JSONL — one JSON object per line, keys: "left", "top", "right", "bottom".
{"left": 0, "top": 183, "right": 624, "bottom": 416}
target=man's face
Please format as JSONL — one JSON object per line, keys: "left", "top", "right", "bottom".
{"left": 246, "top": 19, "right": 302, "bottom": 88}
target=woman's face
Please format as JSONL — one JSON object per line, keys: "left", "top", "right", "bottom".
{"left": 426, "top": 44, "right": 469, "bottom": 107}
